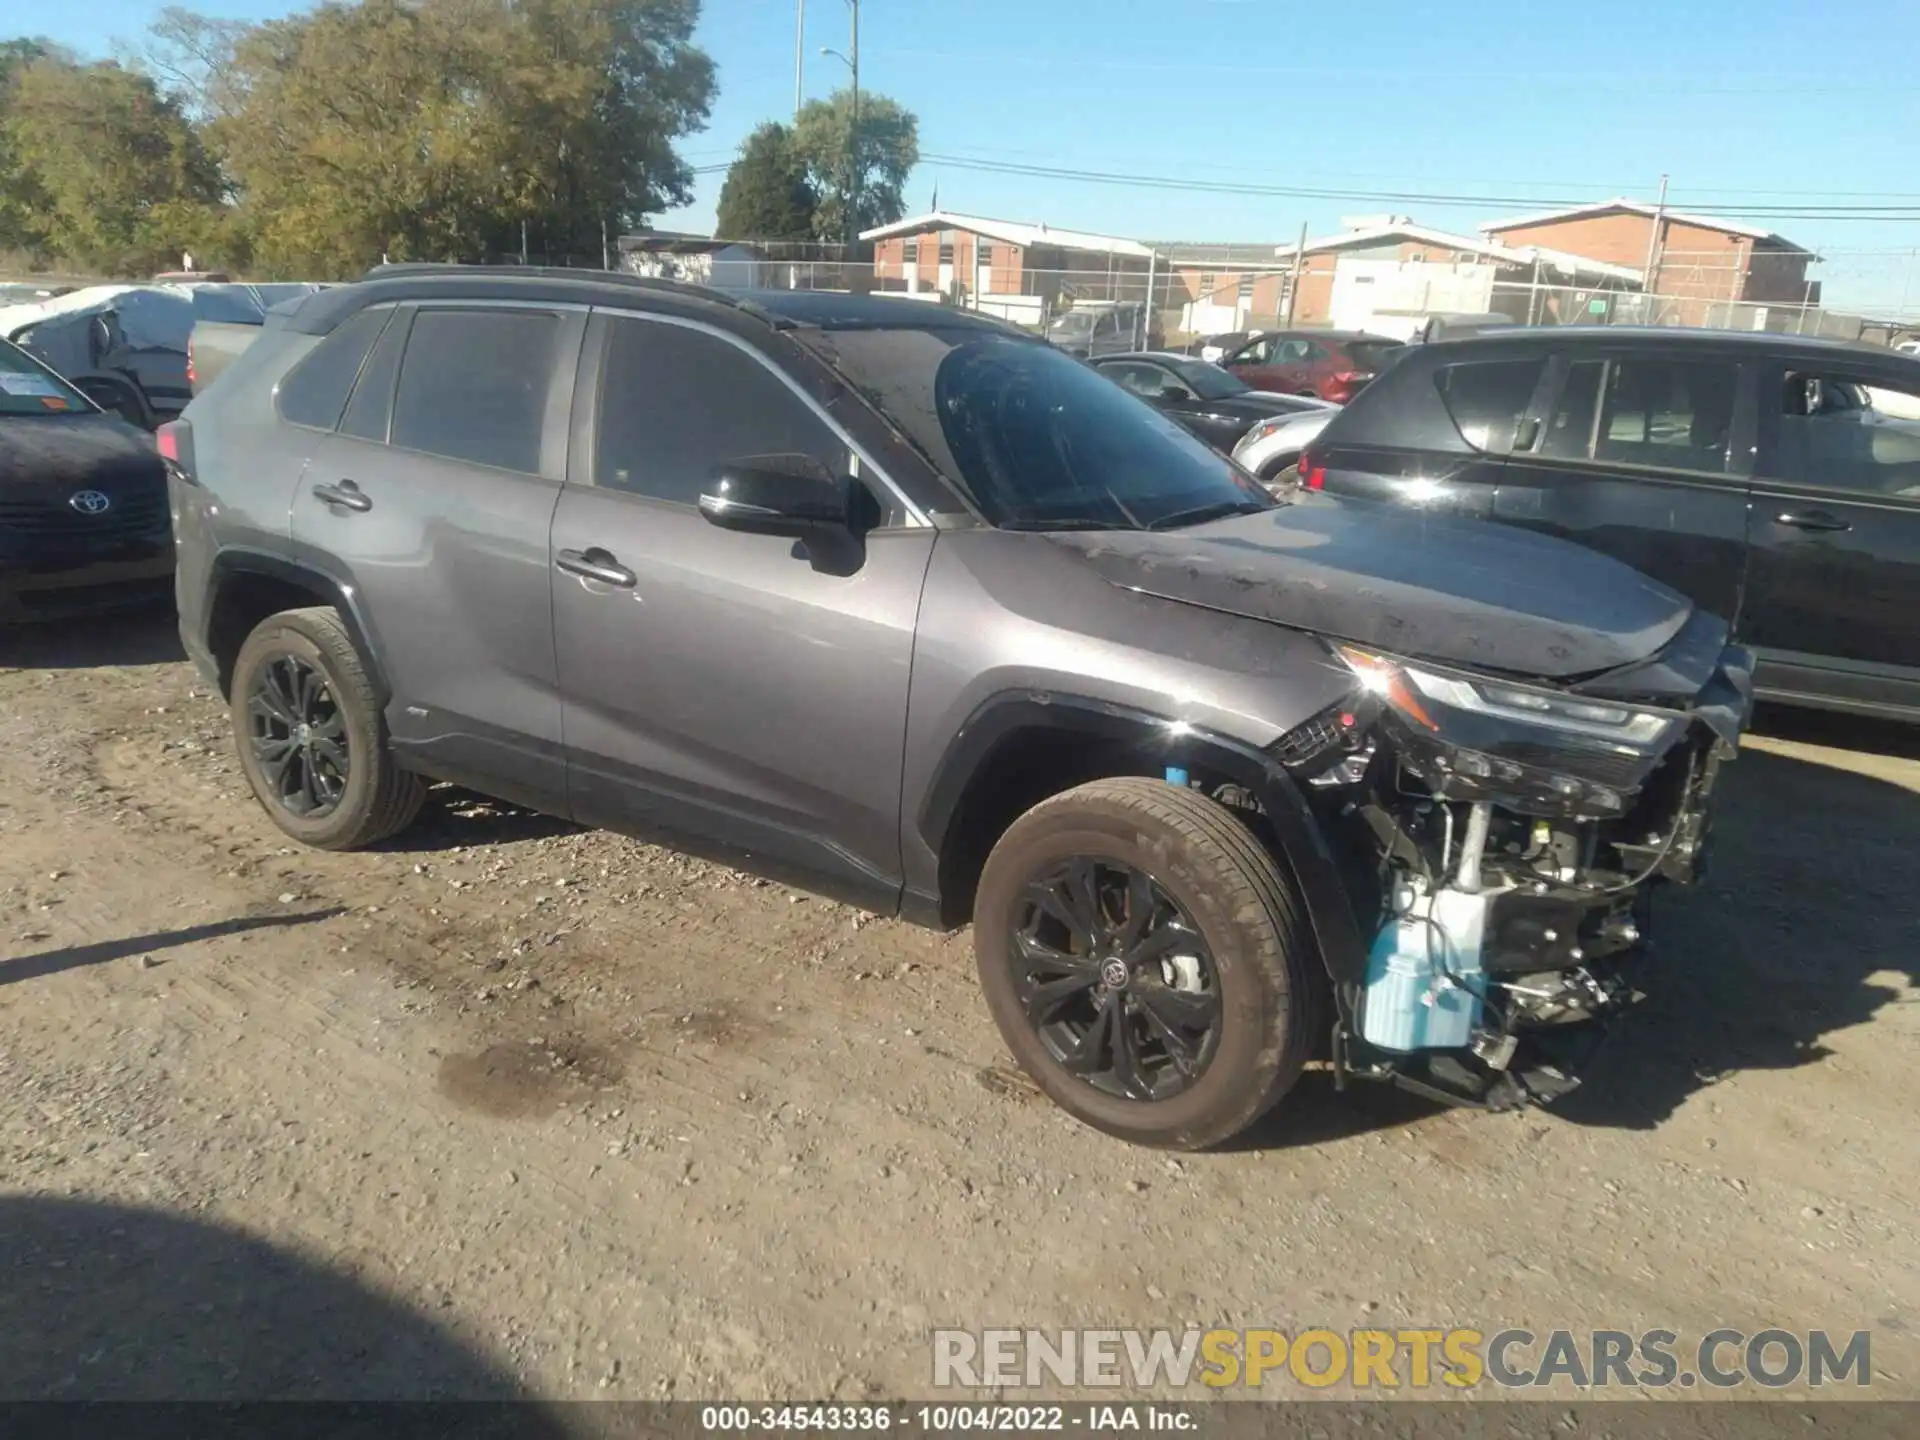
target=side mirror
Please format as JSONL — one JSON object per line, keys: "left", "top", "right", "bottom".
{"left": 698, "top": 454, "right": 865, "bottom": 575}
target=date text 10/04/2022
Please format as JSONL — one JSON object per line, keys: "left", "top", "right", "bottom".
{"left": 700, "top": 1405, "right": 1196, "bottom": 1432}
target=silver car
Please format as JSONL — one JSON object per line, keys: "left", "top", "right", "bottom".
{"left": 1231, "top": 394, "right": 1340, "bottom": 484}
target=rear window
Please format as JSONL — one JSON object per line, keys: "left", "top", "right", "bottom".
{"left": 1346, "top": 340, "right": 1405, "bottom": 373}
{"left": 0, "top": 339, "right": 86, "bottom": 415}
{"left": 1434, "top": 357, "right": 1547, "bottom": 452}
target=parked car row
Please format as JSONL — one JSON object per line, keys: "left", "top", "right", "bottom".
{"left": 15, "top": 262, "right": 1915, "bottom": 1157}
{"left": 0, "top": 281, "right": 326, "bottom": 431}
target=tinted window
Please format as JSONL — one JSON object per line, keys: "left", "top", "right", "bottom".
{"left": 1594, "top": 358, "right": 1738, "bottom": 475}
{"left": 1541, "top": 358, "right": 1606, "bottom": 459}
{"left": 1346, "top": 339, "right": 1405, "bottom": 373}
{"left": 278, "top": 306, "right": 391, "bottom": 431}
{"left": 1096, "top": 361, "right": 1168, "bottom": 399}
{"left": 594, "top": 318, "right": 848, "bottom": 506}
{"left": 339, "top": 309, "right": 409, "bottom": 443}
{"left": 1165, "top": 358, "right": 1246, "bottom": 400}
{"left": 1776, "top": 370, "right": 1920, "bottom": 498}
{"left": 1435, "top": 358, "right": 1547, "bottom": 452}
{"left": 390, "top": 308, "right": 560, "bottom": 473}
{"left": 813, "top": 327, "right": 1272, "bottom": 530}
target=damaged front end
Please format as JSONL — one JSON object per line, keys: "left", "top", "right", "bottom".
{"left": 1273, "top": 611, "right": 1754, "bottom": 1111}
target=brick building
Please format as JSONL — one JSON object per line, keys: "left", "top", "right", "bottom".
{"left": 1280, "top": 220, "right": 1643, "bottom": 331}
{"left": 1481, "top": 199, "right": 1818, "bottom": 325}
{"left": 862, "top": 211, "right": 1155, "bottom": 327}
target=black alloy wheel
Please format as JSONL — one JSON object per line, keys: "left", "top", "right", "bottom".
{"left": 1013, "top": 857, "right": 1224, "bottom": 1102}
{"left": 247, "top": 652, "right": 349, "bottom": 818}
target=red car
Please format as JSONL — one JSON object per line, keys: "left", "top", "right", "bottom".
{"left": 1219, "top": 329, "right": 1405, "bottom": 405}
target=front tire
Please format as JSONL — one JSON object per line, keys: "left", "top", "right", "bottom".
{"left": 230, "top": 607, "right": 425, "bottom": 850}
{"left": 972, "top": 777, "right": 1321, "bottom": 1149}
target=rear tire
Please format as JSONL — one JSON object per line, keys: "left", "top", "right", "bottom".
{"left": 230, "top": 607, "right": 425, "bottom": 850}
{"left": 972, "top": 777, "right": 1321, "bottom": 1149}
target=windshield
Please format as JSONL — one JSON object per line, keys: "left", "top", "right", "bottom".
{"left": 0, "top": 339, "right": 86, "bottom": 416}
{"left": 1164, "top": 357, "right": 1247, "bottom": 401}
{"left": 1051, "top": 310, "right": 1097, "bottom": 335}
{"left": 814, "top": 327, "right": 1274, "bottom": 530}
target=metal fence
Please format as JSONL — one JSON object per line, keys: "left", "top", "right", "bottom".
{"left": 601, "top": 236, "right": 1920, "bottom": 351}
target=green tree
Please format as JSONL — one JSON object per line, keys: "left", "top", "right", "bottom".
{"left": 206, "top": 0, "right": 714, "bottom": 277}
{"left": 3, "top": 54, "right": 226, "bottom": 272}
{"left": 790, "top": 88, "right": 918, "bottom": 244}
{"left": 0, "top": 38, "right": 62, "bottom": 255}
{"left": 715, "top": 123, "right": 815, "bottom": 241}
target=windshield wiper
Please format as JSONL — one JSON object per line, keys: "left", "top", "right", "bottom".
{"left": 1146, "top": 499, "right": 1269, "bottom": 531}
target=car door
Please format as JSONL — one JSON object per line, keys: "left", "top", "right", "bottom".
{"left": 290, "top": 301, "right": 584, "bottom": 806}
{"left": 548, "top": 309, "right": 936, "bottom": 910}
{"left": 1490, "top": 347, "right": 1755, "bottom": 627}
{"left": 1223, "top": 335, "right": 1282, "bottom": 390}
{"left": 1741, "top": 359, "right": 1920, "bottom": 714}
{"left": 1289, "top": 337, "right": 1336, "bottom": 396}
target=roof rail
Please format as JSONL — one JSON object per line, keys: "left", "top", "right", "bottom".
{"left": 352, "top": 261, "right": 738, "bottom": 305}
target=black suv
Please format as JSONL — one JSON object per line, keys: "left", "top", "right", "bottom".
{"left": 1300, "top": 327, "right": 1920, "bottom": 721}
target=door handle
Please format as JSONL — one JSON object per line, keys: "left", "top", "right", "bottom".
{"left": 1773, "top": 510, "right": 1851, "bottom": 533}
{"left": 312, "top": 479, "right": 372, "bottom": 512}
{"left": 556, "top": 547, "right": 637, "bottom": 588}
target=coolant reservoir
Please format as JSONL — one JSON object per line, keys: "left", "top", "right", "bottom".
{"left": 1360, "top": 883, "right": 1489, "bottom": 1052}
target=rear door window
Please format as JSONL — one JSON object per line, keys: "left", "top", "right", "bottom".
{"left": 1540, "top": 359, "right": 1607, "bottom": 459}
{"left": 278, "top": 306, "right": 392, "bottom": 431}
{"left": 1434, "top": 357, "right": 1548, "bottom": 452}
{"left": 1593, "top": 358, "right": 1739, "bottom": 475}
{"left": 389, "top": 308, "right": 564, "bottom": 474}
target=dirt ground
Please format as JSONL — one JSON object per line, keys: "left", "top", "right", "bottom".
{"left": 0, "top": 611, "right": 1915, "bottom": 1403}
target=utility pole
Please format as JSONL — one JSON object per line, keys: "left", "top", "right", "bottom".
{"left": 794, "top": 0, "right": 805, "bottom": 119}
{"left": 848, "top": 0, "right": 861, "bottom": 248}
{"left": 1284, "top": 221, "right": 1308, "bottom": 325}
{"left": 1641, "top": 173, "right": 1669, "bottom": 311}
{"left": 821, "top": 2, "right": 860, "bottom": 248}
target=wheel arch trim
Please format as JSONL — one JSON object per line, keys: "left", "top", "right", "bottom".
{"left": 203, "top": 549, "right": 392, "bottom": 705}
{"left": 916, "top": 691, "right": 1368, "bottom": 987}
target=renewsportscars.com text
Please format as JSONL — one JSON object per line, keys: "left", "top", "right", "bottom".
{"left": 932, "top": 1327, "right": 1873, "bottom": 1391}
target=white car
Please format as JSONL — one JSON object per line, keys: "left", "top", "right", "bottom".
{"left": 1230, "top": 395, "right": 1341, "bottom": 486}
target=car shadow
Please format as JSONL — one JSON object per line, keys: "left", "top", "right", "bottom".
{"left": 0, "top": 909, "right": 344, "bottom": 988}
{"left": 1224, "top": 1068, "right": 1443, "bottom": 1152}
{"left": 1552, "top": 723, "right": 1919, "bottom": 1131}
{"left": 0, "top": 608, "right": 184, "bottom": 670}
{"left": 0, "top": 1196, "right": 571, "bottom": 1418}
{"left": 374, "top": 788, "right": 584, "bottom": 854}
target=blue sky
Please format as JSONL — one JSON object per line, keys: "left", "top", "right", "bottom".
{"left": 44, "top": 0, "right": 1920, "bottom": 311}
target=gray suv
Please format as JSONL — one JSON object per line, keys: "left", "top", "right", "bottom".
{"left": 166, "top": 267, "right": 1752, "bottom": 1149}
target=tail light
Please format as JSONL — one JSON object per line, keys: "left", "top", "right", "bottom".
{"left": 1299, "top": 450, "right": 1326, "bottom": 490}
{"left": 186, "top": 336, "right": 196, "bottom": 389}
{"left": 156, "top": 419, "right": 197, "bottom": 485}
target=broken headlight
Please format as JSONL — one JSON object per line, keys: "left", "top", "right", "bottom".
{"left": 1333, "top": 645, "right": 1689, "bottom": 816}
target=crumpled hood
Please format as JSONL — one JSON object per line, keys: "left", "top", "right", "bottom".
{"left": 0, "top": 413, "right": 166, "bottom": 495}
{"left": 1048, "top": 494, "right": 1696, "bottom": 681}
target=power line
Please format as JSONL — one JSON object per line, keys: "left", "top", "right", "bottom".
{"left": 913, "top": 151, "right": 1920, "bottom": 222}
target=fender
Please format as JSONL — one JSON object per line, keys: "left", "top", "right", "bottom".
{"left": 203, "top": 548, "right": 394, "bottom": 705}
{"left": 915, "top": 692, "right": 1370, "bottom": 988}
